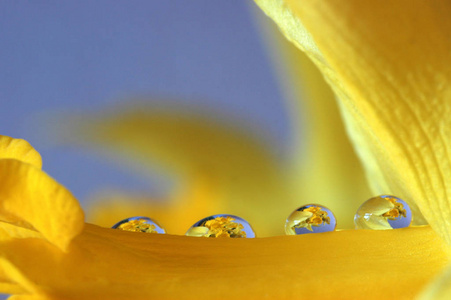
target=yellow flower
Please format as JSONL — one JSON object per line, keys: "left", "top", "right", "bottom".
{"left": 1, "top": 0, "right": 451, "bottom": 298}
{"left": 0, "top": 135, "right": 448, "bottom": 299}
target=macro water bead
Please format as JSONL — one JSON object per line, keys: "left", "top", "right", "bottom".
{"left": 112, "top": 216, "right": 166, "bottom": 234}
{"left": 185, "top": 214, "right": 255, "bottom": 238}
{"left": 354, "top": 195, "right": 412, "bottom": 230}
{"left": 285, "top": 204, "right": 337, "bottom": 235}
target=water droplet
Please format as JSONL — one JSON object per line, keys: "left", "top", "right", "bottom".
{"left": 285, "top": 204, "right": 337, "bottom": 235}
{"left": 186, "top": 214, "right": 255, "bottom": 238}
{"left": 354, "top": 195, "right": 412, "bottom": 230}
{"left": 112, "top": 216, "right": 166, "bottom": 234}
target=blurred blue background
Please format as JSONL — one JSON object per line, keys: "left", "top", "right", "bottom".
{"left": 1, "top": 1, "right": 289, "bottom": 205}
{"left": 0, "top": 1, "right": 288, "bottom": 297}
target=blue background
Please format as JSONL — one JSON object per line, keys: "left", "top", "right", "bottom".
{"left": 0, "top": 1, "right": 288, "bottom": 298}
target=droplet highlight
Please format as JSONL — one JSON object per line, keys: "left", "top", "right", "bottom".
{"left": 285, "top": 204, "right": 337, "bottom": 235}
{"left": 112, "top": 216, "right": 166, "bottom": 234}
{"left": 354, "top": 195, "right": 412, "bottom": 230}
{"left": 186, "top": 214, "right": 255, "bottom": 238}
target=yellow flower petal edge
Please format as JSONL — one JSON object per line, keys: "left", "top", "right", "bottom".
{"left": 254, "top": 0, "right": 451, "bottom": 241}
{"left": 0, "top": 159, "right": 84, "bottom": 251}
{"left": 0, "top": 224, "right": 448, "bottom": 299}
{"left": 0, "top": 135, "right": 42, "bottom": 169}
{"left": 253, "top": 11, "right": 371, "bottom": 228}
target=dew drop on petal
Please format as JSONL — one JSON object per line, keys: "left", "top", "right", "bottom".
{"left": 112, "top": 216, "right": 166, "bottom": 234}
{"left": 285, "top": 204, "right": 337, "bottom": 235}
{"left": 354, "top": 195, "right": 412, "bottom": 230}
{"left": 185, "top": 214, "right": 255, "bottom": 238}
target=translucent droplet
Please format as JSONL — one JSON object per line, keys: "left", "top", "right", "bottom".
{"left": 354, "top": 195, "right": 412, "bottom": 230}
{"left": 112, "top": 216, "right": 166, "bottom": 234}
{"left": 185, "top": 214, "right": 255, "bottom": 238}
{"left": 285, "top": 204, "right": 337, "bottom": 235}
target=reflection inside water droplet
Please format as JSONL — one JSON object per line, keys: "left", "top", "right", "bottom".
{"left": 186, "top": 214, "right": 255, "bottom": 238}
{"left": 285, "top": 204, "right": 337, "bottom": 235}
{"left": 112, "top": 216, "right": 166, "bottom": 234}
{"left": 354, "top": 195, "right": 412, "bottom": 230}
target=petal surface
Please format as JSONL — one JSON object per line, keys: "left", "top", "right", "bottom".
{"left": 0, "top": 224, "right": 449, "bottom": 299}
{"left": 420, "top": 261, "right": 451, "bottom": 300}
{"left": 0, "top": 160, "right": 84, "bottom": 250}
{"left": 254, "top": 0, "right": 451, "bottom": 241}
{"left": 0, "top": 136, "right": 42, "bottom": 169}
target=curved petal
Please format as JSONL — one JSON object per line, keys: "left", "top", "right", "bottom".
{"left": 254, "top": 0, "right": 451, "bottom": 241}
{"left": 254, "top": 12, "right": 371, "bottom": 228}
{"left": 0, "top": 160, "right": 84, "bottom": 251}
{"left": 0, "top": 224, "right": 449, "bottom": 299}
{"left": 58, "top": 104, "right": 294, "bottom": 236}
{"left": 0, "top": 136, "right": 42, "bottom": 169}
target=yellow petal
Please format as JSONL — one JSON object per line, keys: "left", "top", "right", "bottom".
{"left": 0, "top": 222, "right": 43, "bottom": 240}
{"left": 420, "top": 262, "right": 451, "bottom": 300}
{"left": 0, "top": 257, "right": 28, "bottom": 296}
{"left": 254, "top": 0, "right": 451, "bottom": 241}
{"left": 0, "top": 259, "right": 35, "bottom": 297}
{"left": 254, "top": 11, "right": 371, "bottom": 228}
{"left": 0, "top": 160, "right": 84, "bottom": 251}
{"left": 7, "top": 296, "right": 47, "bottom": 300}
{"left": 0, "top": 282, "right": 26, "bottom": 295}
{"left": 0, "top": 136, "right": 42, "bottom": 169}
{"left": 0, "top": 224, "right": 449, "bottom": 299}
{"left": 59, "top": 105, "right": 294, "bottom": 236}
